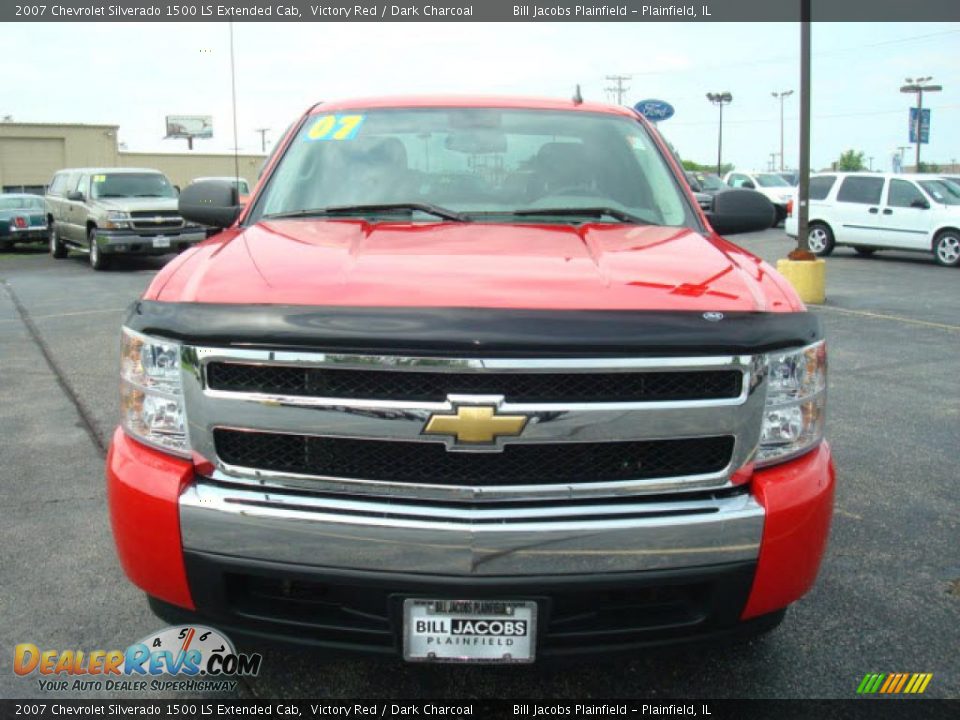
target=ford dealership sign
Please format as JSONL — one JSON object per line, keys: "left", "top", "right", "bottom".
{"left": 634, "top": 99, "right": 675, "bottom": 122}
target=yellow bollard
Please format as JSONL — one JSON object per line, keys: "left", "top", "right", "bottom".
{"left": 776, "top": 258, "right": 826, "bottom": 305}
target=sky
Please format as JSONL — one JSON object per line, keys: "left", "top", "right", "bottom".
{"left": 3, "top": 21, "right": 959, "bottom": 172}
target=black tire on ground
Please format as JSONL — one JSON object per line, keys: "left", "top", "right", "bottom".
{"left": 88, "top": 227, "right": 110, "bottom": 271}
{"left": 0, "top": 240, "right": 12, "bottom": 251}
{"left": 49, "top": 222, "right": 67, "bottom": 258}
{"left": 807, "top": 222, "right": 835, "bottom": 257}
{"left": 853, "top": 246, "right": 876, "bottom": 257}
{"left": 932, "top": 230, "right": 960, "bottom": 267}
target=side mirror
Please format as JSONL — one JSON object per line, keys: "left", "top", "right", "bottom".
{"left": 706, "top": 188, "right": 776, "bottom": 235}
{"left": 179, "top": 180, "right": 242, "bottom": 229}
{"left": 910, "top": 198, "right": 930, "bottom": 209}
{"left": 67, "top": 190, "right": 84, "bottom": 201}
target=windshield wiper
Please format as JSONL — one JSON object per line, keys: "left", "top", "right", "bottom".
{"left": 506, "top": 207, "right": 650, "bottom": 225}
{"left": 263, "top": 203, "right": 468, "bottom": 223}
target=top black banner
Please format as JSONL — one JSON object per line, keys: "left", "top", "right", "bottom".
{"left": 4, "top": 0, "right": 960, "bottom": 22}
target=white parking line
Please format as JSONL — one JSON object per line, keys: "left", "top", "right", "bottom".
{"left": 812, "top": 304, "right": 960, "bottom": 333}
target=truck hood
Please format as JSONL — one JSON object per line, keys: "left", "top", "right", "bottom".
{"left": 93, "top": 198, "right": 179, "bottom": 213}
{"left": 152, "top": 219, "right": 800, "bottom": 312}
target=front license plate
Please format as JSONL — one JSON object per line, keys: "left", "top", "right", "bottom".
{"left": 403, "top": 598, "right": 536, "bottom": 664}
{"left": 153, "top": 236, "right": 171, "bottom": 248}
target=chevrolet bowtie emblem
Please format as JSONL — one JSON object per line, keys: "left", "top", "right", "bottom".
{"left": 424, "top": 405, "right": 528, "bottom": 445}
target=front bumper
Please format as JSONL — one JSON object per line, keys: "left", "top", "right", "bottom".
{"left": 93, "top": 228, "right": 205, "bottom": 256}
{"left": 106, "top": 429, "right": 834, "bottom": 655}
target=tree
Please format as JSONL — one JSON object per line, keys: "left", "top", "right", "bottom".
{"left": 837, "top": 149, "right": 866, "bottom": 171}
{"left": 681, "top": 159, "right": 734, "bottom": 175}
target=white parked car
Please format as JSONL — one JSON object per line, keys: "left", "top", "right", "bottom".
{"left": 723, "top": 171, "right": 795, "bottom": 226}
{"left": 785, "top": 172, "right": 960, "bottom": 267}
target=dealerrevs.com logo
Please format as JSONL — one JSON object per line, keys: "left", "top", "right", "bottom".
{"left": 14, "top": 626, "right": 262, "bottom": 693}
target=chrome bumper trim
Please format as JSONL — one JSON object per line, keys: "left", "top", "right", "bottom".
{"left": 179, "top": 481, "right": 765, "bottom": 576}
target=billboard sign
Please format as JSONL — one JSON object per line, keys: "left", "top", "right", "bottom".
{"left": 165, "top": 115, "right": 213, "bottom": 139}
{"left": 634, "top": 99, "right": 675, "bottom": 123}
{"left": 908, "top": 108, "right": 930, "bottom": 145}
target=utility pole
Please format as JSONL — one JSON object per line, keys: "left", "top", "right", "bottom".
{"left": 794, "top": 0, "right": 812, "bottom": 257}
{"left": 706, "top": 92, "right": 732, "bottom": 177}
{"left": 254, "top": 128, "right": 270, "bottom": 153}
{"left": 771, "top": 90, "right": 794, "bottom": 171}
{"left": 868, "top": 156, "right": 874, "bottom": 171}
{"left": 605, "top": 75, "right": 631, "bottom": 105}
{"left": 900, "top": 76, "right": 942, "bottom": 172}
{"left": 769, "top": 152, "right": 779, "bottom": 171}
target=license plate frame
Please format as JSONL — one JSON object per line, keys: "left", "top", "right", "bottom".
{"left": 402, "top": 598, "right": 537, "bottom": 664}
{"left": 153, "top": 236, "right": 171, "bottom": 249}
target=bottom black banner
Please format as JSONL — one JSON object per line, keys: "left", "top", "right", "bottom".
{"left": 0, "top": 700, "right": 956, "bottom": 720}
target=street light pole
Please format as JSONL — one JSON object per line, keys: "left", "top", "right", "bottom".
{"left": 771, "top": 90, "right": 794, "bottom": 171}
{"left": 706, "top": 92, "right": 732, "bottom": 177}
{"left": 900, "top": 76, "right": 942, "bottom": 172}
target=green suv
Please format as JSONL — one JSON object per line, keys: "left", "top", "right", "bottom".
{"left": 45, "top": 167, "right": 206, "bottom": 270}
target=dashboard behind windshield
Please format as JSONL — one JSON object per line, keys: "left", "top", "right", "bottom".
{"left": 252, "top": 108, "right": 692, "bottom": 227}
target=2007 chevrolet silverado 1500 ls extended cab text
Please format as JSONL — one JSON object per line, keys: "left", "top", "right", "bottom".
{"left": 107, "top": 96, "right": 834, "bottom": 663}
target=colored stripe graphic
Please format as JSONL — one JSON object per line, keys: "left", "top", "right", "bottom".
{"left": 857, "top": 673, "right": 932, "bottom": 694}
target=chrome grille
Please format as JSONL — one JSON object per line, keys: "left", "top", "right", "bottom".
{"left": 181, "top": 349, "right": 767, "bottom": 502}
{"left": 206, "top": 362, "right": 743, "bottom": 403}
{"left": 213, "top": 430, "right": 735, "bottom": 486}
{"left": 129, "top": 210, "right": 183, "bottom": 230}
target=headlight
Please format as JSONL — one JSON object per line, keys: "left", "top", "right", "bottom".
{"left": 105, "top": 211, "right": 131, "bottom": 229}
{"left": 756, "top": 340, "right": 826, "bottom": 467}
{"left": 120, "top": 327, "right": 190, "bottom": 457}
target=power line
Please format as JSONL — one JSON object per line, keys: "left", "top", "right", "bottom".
{"left": 667, "top": 104, "right": 960, "bottom": 127}
{"left": 621, "top": 29, "right": 960, "bottom": 78}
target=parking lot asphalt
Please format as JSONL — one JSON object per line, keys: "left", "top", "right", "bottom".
{"left": 1, "top": 229, "right": 957, "bottom": 700}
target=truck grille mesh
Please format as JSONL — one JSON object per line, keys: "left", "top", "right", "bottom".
{"left": 213, "top": 430, "right": 734, "bottom": 486}
{"left": 206, "top": 363, "right": 742, "bottom": 403}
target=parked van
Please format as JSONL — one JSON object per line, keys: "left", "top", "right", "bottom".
{"left": 785, "top": 172, "right": 960, "bottom": 267}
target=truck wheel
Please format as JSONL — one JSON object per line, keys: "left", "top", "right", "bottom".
{"left": 932, "top": 230, "right": 960, "bottom": 267}
{"left": 853, "top": 246, "right": 876, "bottom": 257}
{"left": 49, "top": 223, "right": 67, "bottom": 258}
{"left": 88, "top": 228, "right": 110, "bottom": 271}
{"left": 807, "top": 222, "right": 835, "bottom": 257}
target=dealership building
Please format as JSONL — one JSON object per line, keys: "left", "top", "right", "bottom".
{"left": 0, "top": 121, "right": 267, "bottom": 194}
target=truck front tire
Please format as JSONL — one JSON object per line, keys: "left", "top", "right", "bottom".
{"left": 49, "top": 223, "right": 67, "bottom": 258}
{"left": 89, "top": 228, "right": 110, "bottom": 271}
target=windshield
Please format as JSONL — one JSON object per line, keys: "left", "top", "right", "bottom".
{"left": 0, "top": 196, "right": 43, "bottom": 211}
{"left": 253, "top": 108, "right": 690, "bottom": 226}
{"left": 920, "top": 180, "right": 960, "bottom": 205}
{"left": 756, "top": 173, "right": 791, "bottom": 188}
{"left": 91, "top": 173, "right": 177, "bottom": 199}
{"left": 695, "top": 173, "right": 725, "bottom": 191}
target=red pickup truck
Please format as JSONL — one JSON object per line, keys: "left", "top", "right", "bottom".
{"left": 107, "top": 96, "right": 833, "bottom": 663}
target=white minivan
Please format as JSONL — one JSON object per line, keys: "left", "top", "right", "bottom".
{"left": 785, "top": 172, "right": 960, "bottom": 267}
